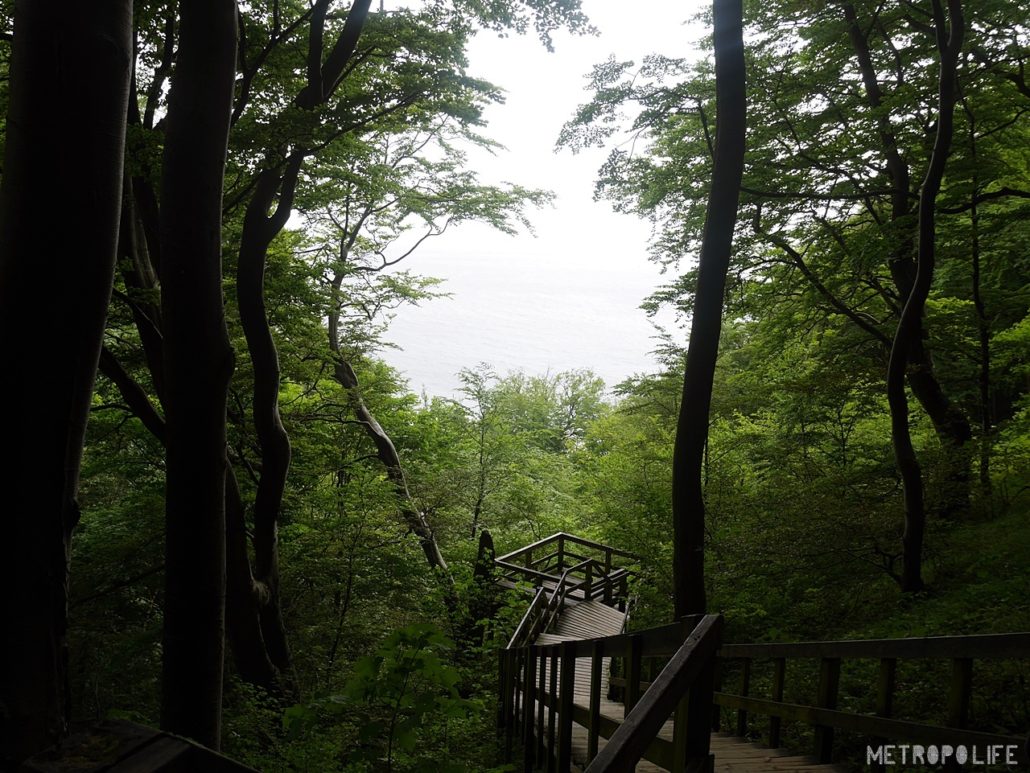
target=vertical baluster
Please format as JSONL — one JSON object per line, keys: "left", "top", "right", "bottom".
{"left": 537, "top": 647, "right": 547, "bottom": 762}
{"left": 736, "top": 659, "right": 751, "bottom": 737}
{"left": 948, "top": 658, "right": 973, "bottom": 729}
{"left": 870, "top": 657, "right": 897, "bottom": 773}
{"left": 504, "top": 650, "right": 515, "bottom": 760}
{"left": 673, "top": 616, "right": 719, "bottom": 773}
{"left": 625, "top": 634, "right": 643, "bottom": 715}
{"left": 524, "top": 648, "right": 538, "bottom": 770}
{"left": 813, "top": 657, "right": 841, "bottom": 764}
{"left": 558, "top": 641, "right": 576, "bottom": 771}
{"left": 497, "top": 649, "right": 507, "bottom": 730}
{"left": 512, "top": 649, "right": 521, "bottom": 735}
{"left": 769, "top": 657, "right": 785, "bottom": 748}
{"left": 588, "top": 640, "right": 603, "bottom": 762}
{"left": 711, "top": 659, "right": 722, "bottom": 732}
{"left": 584, "top": 563, "right": 593, "bottom": 601}
{"left": 547, "top": 648, "right": 559, "bottom": 772}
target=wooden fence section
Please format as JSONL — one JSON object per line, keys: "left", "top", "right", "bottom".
{"left": 495, "top": 532, "right": 638, "bottom": 608}
{"left": 500, "top": 615, "right": 723, "bottom": 772}
{"left": 714, "top": 632, "right": 1030, "bottom": 765}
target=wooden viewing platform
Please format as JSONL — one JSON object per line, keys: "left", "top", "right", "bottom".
{"left": 495, "top": 533, "right": 1030, "bottom": 772}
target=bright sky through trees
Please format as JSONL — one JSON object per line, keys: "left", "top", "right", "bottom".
{"left": 385, "top": 0, "right": 706, "bottom": 397}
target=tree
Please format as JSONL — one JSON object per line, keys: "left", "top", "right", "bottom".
{"left": 158, "top": 0, "right": 239, "bottom": 746}
{"left": 887, "top": 0, "right": 965, "bottom": 592}
{"left": 0, "top": 2, "right": 132, "bottom": 766}
{"left": 671, "top": 0, "right": 746, "bottom": 617}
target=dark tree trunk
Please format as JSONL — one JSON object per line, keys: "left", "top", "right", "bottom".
{"left": 158, "top": 0, "right": 238, "bottom": 748}
{"left": 0, "top": 3, "right": 132, "bottom": 767}
{"left": 218, "top": 0, "right": 374, "bottom": 691}
{"left": 843, "top": 1, "right": 973, "bottom": 520}
{"left": 886, "top": 0, "right": 964, "bottom": 594}
{"left": 235, "top": 157, "right": 305, "bottom": 693}
{"left": 671, "top": 0, "right": 746, "bottom": 618}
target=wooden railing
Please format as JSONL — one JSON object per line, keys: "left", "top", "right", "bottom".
{"left": 714, "top": 632, "right": 1030, "bottom": 766}
{"left": 499, "top": 615, "right": 723, "bottom": 772}
{"left": 495, "top": 533, "right": 639, "bottom": 607}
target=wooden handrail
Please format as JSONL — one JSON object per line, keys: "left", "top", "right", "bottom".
{"left": 717, "top": 630, "right": 1030, "bottom": 765}
{"left": 495, "top": 532, "right": 642, "bottom": 564}
{"left": 508, "top": 586, "right": 549, "bottom": 649}
{"left": 501, "top": 614, "right": 719, "bottom": 771}
{"left": 585, "top": 615, "right": 723, "bottom": 772}
{"left": 719, "top": 631, "right": 1030, "bottom": 660}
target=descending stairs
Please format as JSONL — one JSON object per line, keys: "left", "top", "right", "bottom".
{"left": 494, "top": 534, "right": 844, "bottom": 772}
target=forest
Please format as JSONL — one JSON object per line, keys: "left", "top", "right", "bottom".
{"left": 0, "top": 0, "right": 1028, "bottom": 771}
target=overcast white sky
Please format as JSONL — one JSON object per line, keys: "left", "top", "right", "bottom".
{"left": 383, "top": 0, "right": 709, "bottom": 397}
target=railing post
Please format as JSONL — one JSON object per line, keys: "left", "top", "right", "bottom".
{"left": 557, "top": 534, "right": 565, "bottom": 570}
{"left": 588, "top": 640, "right": 603, "bottom": 762}
{"left": 497, "top": 649, "right": 507, "bottom": 730}
{"left": 503, "top": 650, "right": 515, "bottom": 760}
{"left": 524, "top": 647, "right": 538, "bottom": 770}
{"left": 948, "top": 658, "right": 973, "bottom": 729}
{"left": 813, "top": 657, "right": 841, "bottom": 764}
{"left": 558, "top": 641, "right": 576, "bottom": 771}
{"left": 625, "top": 634, "right": 643, "bottom": 715}
{"left": 538, "top": 648, "right": 547, "bottom": 763}
{"left": 584, "top": 563, "right": 593, "bottom": 601}
{"left": 673, "top": 617, "right": 717, "bottom": 773}
{"left": 735, "top": 659, "right": 751, "bottom": 736}
{"left": 711, "top": 659, "right": 722, "bottom": 732}
{"left": 769, "top": 657, "right": 785, "bottom": 748}
{"left": 871, "top": 657, "right": 897, "bottom": 773}
{"left": 547, "top": 648, "right": 559, "bottom": 772}
{"left": 525, "top": 548, "right": 534, "bottom": 569}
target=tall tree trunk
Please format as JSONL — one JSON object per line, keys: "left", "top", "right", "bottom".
{"left": 672, "top": 0, "right": 746, "bottom": 618}
{"left": 158, "top": 0, "right": 238, "bottom": 747}
{"left": 0, "top": 3, "right": 132, "bottom": 767}
{"left": 843, "top": 1, "right": 973, "bottom": 520}
{"left": 218, "top": 0, "right": 373, "bottom": 689}
{"left": 887, "top": 0, "right": 964, "bottom": 593}
{"left": 235, "top": 157, "right": 304, "bottom": 692}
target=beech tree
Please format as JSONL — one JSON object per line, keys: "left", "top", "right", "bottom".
{"left": 0, "top": 2, "right": 132, "bottom": 766}
{"left": 157, "top": 0, "right": 239, "bottom": 746}
{"left": 887, "top": 0, "right": 965, "bottom": 592}
{"left": 97, "top": 0, "right": 588, "bottom": 704}
{"left": 671, "top": 0, "right": 747, "bottom": 616}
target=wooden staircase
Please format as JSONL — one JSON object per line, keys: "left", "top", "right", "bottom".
{"left": 495, "top": 533, "right": 1030, "bottom": 772}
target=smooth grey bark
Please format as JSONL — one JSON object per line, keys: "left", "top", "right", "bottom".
{"left": 0, "top": 2, "right": 132, "bottom": 767}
